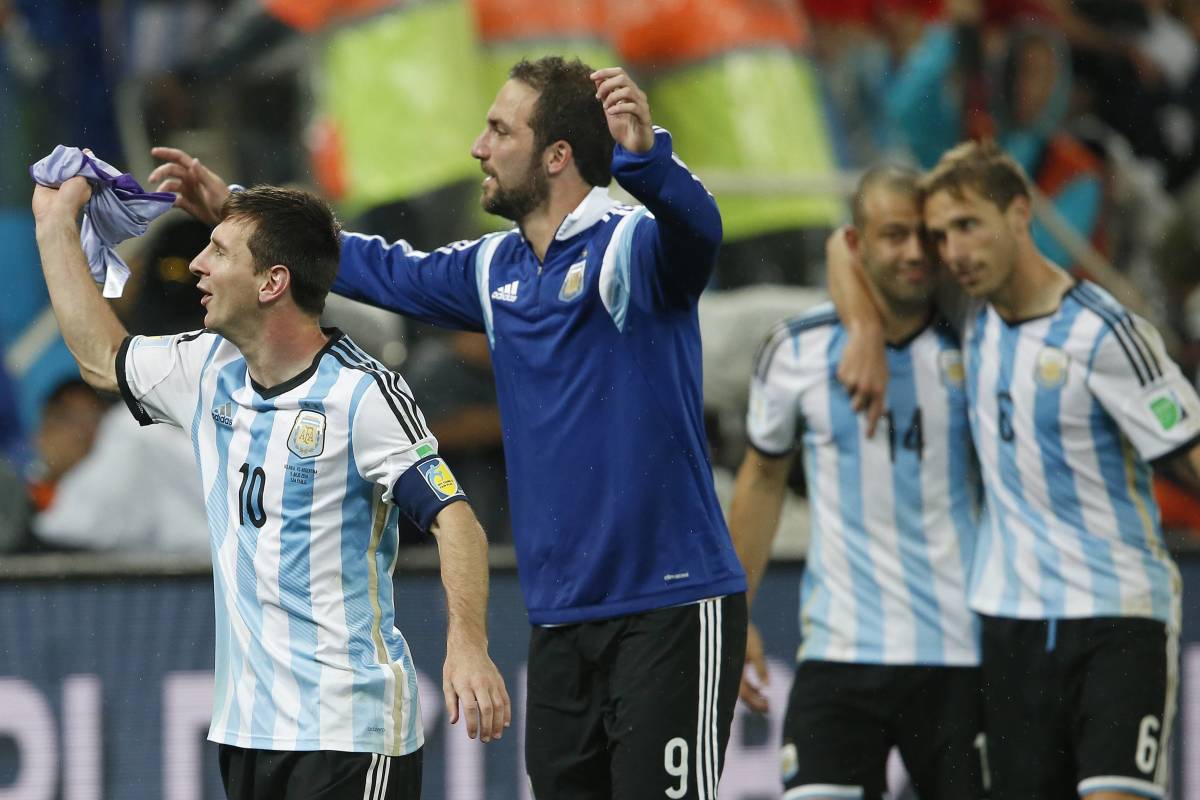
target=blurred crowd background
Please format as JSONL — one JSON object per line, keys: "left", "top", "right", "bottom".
{"left": 4, "top": 0, "right": 1200, "bottom": 557}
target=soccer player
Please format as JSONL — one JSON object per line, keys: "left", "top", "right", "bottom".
{"left": 730, "top": 166, "right": 984, "bottom": 800}
{"left": 31, "top": 178, "right": 509, "bottom": 799}
{"left": 831, "top": 141, "right": 1200, "bottom": 800}
{"left": 149, "top": 57, "right": 747, "bottom": 799}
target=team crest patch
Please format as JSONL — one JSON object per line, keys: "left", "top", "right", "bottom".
{"left": 780, "top": 743, "right": 799, "bottom": 782}
{"left": 1148, "top": 389, "right": 1190, "bottom": 432}
{"left": 418, "top": 458, "right": 462, "bottom": 500}
{"left": 559, "top": 251, "right": 587, "bottom": 301}
{"left": 287, "top": 410, "right": 326, "bottom": 458}
{"left": 1034, "top": 347, "right": 1070, "bottom": 389}
{"left": 938, "top": 349, "right": 965, "bottom": 388}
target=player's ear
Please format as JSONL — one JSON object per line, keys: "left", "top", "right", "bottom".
{"left": 259, "top": 264, "right": 291, "bottom": 305}
{"left": 844, "top": 225, "right": 861, "bottom": 255}
{"left": 545, "top": 140, "right": 572, "bottom": 177}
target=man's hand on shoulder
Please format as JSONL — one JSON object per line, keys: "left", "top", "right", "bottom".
{"left": 591, "top": 67, "right": 655, "bottom": 154}
{"left": 148, "top": 146, "right": 230, "bottom": 226}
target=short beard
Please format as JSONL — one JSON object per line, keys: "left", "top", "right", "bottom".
{"left": 482, "top": 155, "right": 549, "bottom": 222}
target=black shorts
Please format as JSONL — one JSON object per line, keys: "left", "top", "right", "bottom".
{"left": 525, "top": 593, "right": 747, "bottom": 800}
{"left": 218, "top": 744, "right": 422, "bottom": 800}
{"left": 780, "top": 659, "right": 986, "bottom": 800}
{"left": 980, "top": 615, "right": 1178, "bottom": 800}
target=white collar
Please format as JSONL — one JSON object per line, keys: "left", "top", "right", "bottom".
{"left": 553, "top": 186, "right": 618, "bottom": 242}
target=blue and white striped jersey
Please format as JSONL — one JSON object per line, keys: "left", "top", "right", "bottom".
{"left": 117, "top": 329, "right": 464, "bottom": 755}
{"left": 963, "top": 282, "right": 1199, "bottom": 626}
{"left": 747, "top": 304, "right": 980, "bottom": 665}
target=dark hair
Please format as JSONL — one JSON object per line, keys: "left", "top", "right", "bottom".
{"left": 919, "top": 140, "right": 1031, "bottom": 212}
{"left": 509, "top": 56, "right": 613, "bottom": 187}
{"left": 851, "top": 164, "right": 921, "bottom": 228}
{"left": 220, "top": 186, "right": 341, "bottom": 316}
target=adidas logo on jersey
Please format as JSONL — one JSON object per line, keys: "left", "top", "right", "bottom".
{"left": 211, "top": 401, "right": 234, "bottom": 427}
{"left": 491, "top": 280, "right": 519, "bottom": 303}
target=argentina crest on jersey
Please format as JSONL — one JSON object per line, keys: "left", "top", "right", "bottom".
{"left": 938, "top": 349, "right": 965, "bottom": 389}
{"left": 287, "top": 410, "right": 326, "bottom": 458}
{"left": 1035, "top": 347, "right": 1070, "bottom": 389}
{"left": 559, "top": 249, "right": 587, "bottom": 301}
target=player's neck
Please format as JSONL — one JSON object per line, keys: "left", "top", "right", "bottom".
{"left": 237, "top": 314, "right": 331, "bottom": 391}
{"left": 519, "top": 182, "right": 592, "bottom": 262}
{"left": 880, "top": 302, "right": 933, "bottom": 345}
{"left": 989, "top": 245, "right": 1073, "bottom": 323}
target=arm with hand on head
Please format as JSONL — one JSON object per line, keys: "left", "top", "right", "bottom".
{"left": 430, "top": 500, "right": 511, "bottom": 742}
{"left": 32, "top": 178, "right": 128, "bottom": 393}
{"left": 827, "top": 226, "right": 889, "bottom": 436}
{"left": 727, "top": 448, "right": 794, "bottom": 714}
{"left": 593, "top": 66, "right": 723, "bottom": 298}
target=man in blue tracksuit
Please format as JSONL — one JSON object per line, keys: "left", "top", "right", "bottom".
{"left": 151, "top": 56, "right": 747, "bottom": 799}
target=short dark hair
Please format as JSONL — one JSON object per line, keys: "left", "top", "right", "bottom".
{"left": 220, "top": 187, "right": 341, "bottom": 316}
{"left": 509, "top": 56, "right": 613, "bottom": 187}
{"left": 919, "top": 140, "right": 1031, "bottom": 212}
{"left": 851, "top": 164, "right": 921, "bottom": 228}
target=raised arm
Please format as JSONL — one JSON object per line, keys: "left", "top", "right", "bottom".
{"left": 595, "top": 67, "right": 723, "bottom": 299}
{"left": 430, "top": 500, "right": 511, "bottom": 742}
{"left": 32, "top": 179, "right": 128, "bottom": 393}
{"left": 727, "top": 448, "right": 793, "bottom": 714}
{"left": 826, "top": 227, "right": 888, "bottom": 435}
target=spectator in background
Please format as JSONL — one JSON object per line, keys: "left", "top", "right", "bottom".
{"left": 34, "top": 404, "right": 209, "bottom": 555}
{"left": 885, "top": 0, "right": 1104, "bottom": 270}
{"left": 25, "top": 378, "right": 106, "bottom": 514}
{"left": 399, "top": 330, "right": 509, "bottom": 545}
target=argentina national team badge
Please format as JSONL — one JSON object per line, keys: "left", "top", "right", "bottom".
{"left": 418, "top": 458, "right": 464, "bottom": 500}
{"left": 1034, "top": 347, "right": 1070, "bottom": 389}
{"left": 939, "top": 349, "right": 965, "bottom": 389}
{"left": 287, "top": 410, "right": 326, "bottom": 458}
{"left": 558, "top": 250, "right": 587, "bottom": 302}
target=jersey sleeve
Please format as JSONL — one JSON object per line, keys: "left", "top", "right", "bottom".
{"left": 1087, "top": 313, "right": 1200, "bottom": 461}
{"left": 350, "top": 377, "right": 468, "bottom": 533}
{"left": 745, "top": 324, "right": 803, "bottom": 457}
{"left": 117, "top": 330, "right": 217, "bottom": 429}
{"left": 333, "top": 231, "right": 492, "bottom": 331}
{"left": 612, "top": 127, "right": 723, "bottom": 303}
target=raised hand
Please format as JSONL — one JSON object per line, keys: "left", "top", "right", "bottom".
{"left": 148, "top": 147, "right": 231, "bottom": 226}
{"left": 31, "top": 176, "right": 92, "bottom": 223}
{"left": 590, "top": 67, "right": 655, "bottom": 154}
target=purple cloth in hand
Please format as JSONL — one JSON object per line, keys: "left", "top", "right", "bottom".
{"left": 30, "top": 146, "right": 176, "bottom": 298}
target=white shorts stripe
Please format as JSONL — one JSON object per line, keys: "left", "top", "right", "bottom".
{"left": 783, "top": 785, "right": 864, "bottom": 799}
{"left": 1156, "top": 623, "right": 1179, "bottom": 786}
{"left": 362, "top": 753, "right": 380, "bottom": 800}
{"left": 708, "top": 598, "right": 722, "bottom": 798}
{"left": 695, "top": 601, "right": 709, "bottom": 800}
{"left": 1077, "top": 774, "right": 1164, "bottom": 798}
{"left": 373, "top": 755, "right": 391, "bottom": 800}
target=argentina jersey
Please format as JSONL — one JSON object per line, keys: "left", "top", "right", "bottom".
{"left": 117, "top": 328, "right": 466, "bottom": 756}
{"left": 964, "top": 281, "right": 1199, "bottom": 627}
{"left": 747, "top": 303, "right": 979, "bottom": 666}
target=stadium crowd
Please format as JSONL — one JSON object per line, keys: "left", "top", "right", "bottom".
{"left": 3, "top": 0, "right": 1200, "bottom": 552}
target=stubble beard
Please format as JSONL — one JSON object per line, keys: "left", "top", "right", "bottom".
{"left": 482, "top": 155, "right": 549, "bottom": 222}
